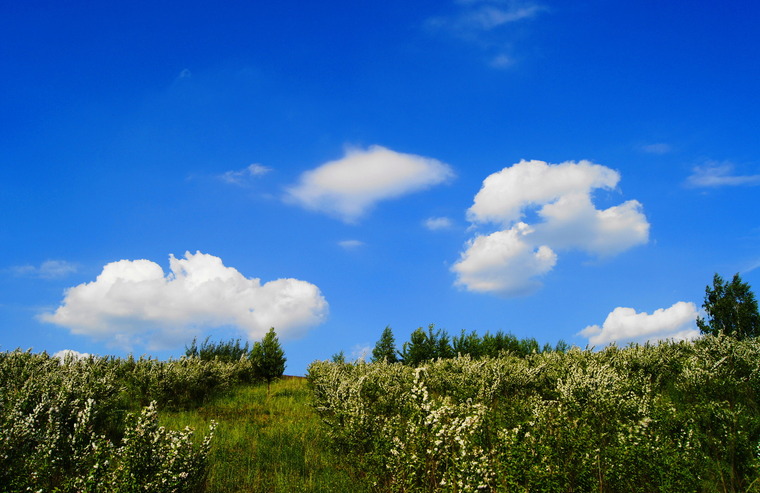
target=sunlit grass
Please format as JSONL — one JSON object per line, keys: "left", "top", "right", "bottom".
{"left": 160, "top": 377, "right": 370, "bottom": 492}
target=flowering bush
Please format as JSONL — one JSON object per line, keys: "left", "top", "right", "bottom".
{"left": 0, "top": 350, "right": 217, "bottom": 492}
{"left": 308, "top": 336, "right": 760, "bottom": 492}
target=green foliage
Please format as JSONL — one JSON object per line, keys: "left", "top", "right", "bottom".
{"left": 185, "top": 336, "right": 250, "bottom": 363}
{"left": 698, "top": 273, "right": 760, "bottom": 339}
{"left": 371, "top": 326, "right": 399, "bottom": 363}
{"left": 308, "top": 336, "right": 760, "bottom": 492}
{"left": 250, "top": 328, "right": 286, "bottom": 388}
{"left": 399, "top": 324, "right": 454, "bottom": 365}
{"left": 394, "top": 325, "right": 566, "bottom": 366}
{"left": 331, "top": 350, "right": 346, "bottom": 364}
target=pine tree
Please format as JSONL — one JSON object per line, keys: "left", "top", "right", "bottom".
{"left": 371, "top": 326, "right": 398, "bottom": 363}
{"left": 251, "top": 328, "right": 286, "bottom": 391}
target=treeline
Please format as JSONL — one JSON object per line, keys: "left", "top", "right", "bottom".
{"left": 0, "top": 328, "right": 287, "bottom": 492}
{"left": 368, "top": 324, "right": 570, "bottom": 366}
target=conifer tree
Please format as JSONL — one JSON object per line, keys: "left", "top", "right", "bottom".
{"left": 371, "top": 326, "right": 399, "bottom": 363}
{"left": 251, "top": 328, "right": 286, "bottom": 390}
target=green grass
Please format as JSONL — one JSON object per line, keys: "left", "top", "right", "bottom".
{"left": 159, "top": 377, "right": 371, "bottom": 493}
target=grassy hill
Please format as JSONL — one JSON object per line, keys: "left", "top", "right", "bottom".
{"left": 159, "top": 377, "right": 370, "bottom": 492}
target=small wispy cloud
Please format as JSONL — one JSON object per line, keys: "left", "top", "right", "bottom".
{"left": 489, "top": 54, "right": 514, "bottom": 68}
{"left": 427, "top": 0, "right": 547, "bottom": 67}
{"left": 639, "top": 143, "right": 671, "bottom": 155}
{"left": 424, "top": 217, "right": 454, "bottom": 231}
{"left": 338, "top": 240, "right": 365, "bottom": 250}
{"left": 219, "top": 164, "right": 272, "bottom": 185}
{"left": 12, "top": 260, "right": 78, "bottom": 279}
{"left": 430, "top": 0, "right": 545, "bottom": 33}
{"left": 686, "top": 161, "right": 760, "bottom": 188}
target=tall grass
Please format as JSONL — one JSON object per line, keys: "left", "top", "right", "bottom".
{"left": 160, "top": 377, "right": 370, "bottom": 492}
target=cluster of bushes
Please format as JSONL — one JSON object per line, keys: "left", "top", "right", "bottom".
{"left": 0, "top": 328, "right": 287, "bottom": 492}
{"left": 309, "top": 335, "right": 760, "bottom": 492}
{"left": 0, "top": 350, "right": 215, "bottom": 492}
{"left": 370, "top": 325, "right": 569, "bottom": 366}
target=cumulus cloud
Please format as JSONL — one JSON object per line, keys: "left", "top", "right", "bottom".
{"left": 12, "top": 260, "right": 78, "bottom": 279}
{"left": 424, "top": 216, "right": 454, "bottom": 231}
{"left": 40, "top": 252, "right": 328, "bottom": 350}
{"left": 467, "top": 160, "right": 620, "bottom": 225}
{"left": 578, "top": 301, "right": 700, "bottom": 346}
{"left": 452, "top": 223, "right": 557, "bottom": 295}
{"left": 453, "top": 160, "right": 649, "bottom": 295}
{"left": 686, "top": 162, "right": 760, "bottom": 188}
{"left": 285, "top": 145, "right": 454, "bottom": 223}
{"left": 219, "top": 163, "right": 272, "bottom": 185}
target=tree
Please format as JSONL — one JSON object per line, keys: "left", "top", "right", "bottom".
{"left": 697, "top": 273, "right": 760, "bottom": 339}
{"left": 399, "top": 324, "right": 452, "bottom": 366}
{"left": 250, "top": 328, "right": 286, "bottom": 390}
{"left": 371, "top": 326, "right": 399, "bottom": 363}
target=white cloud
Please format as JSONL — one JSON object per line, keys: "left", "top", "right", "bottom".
{"left": 40, "top": 251, "right": 328, "bottom": 350}
{"left": 533, "top": 194, "right": 649, "bottom": 256}
{"left": 338, "top": 240, "right": 365, "bottom": 249}
{"left": 452, "top": 223, "right": 557, "bottom": 295}
{"left": 578, "top": 301, "right": 699, "bottom": 346}
{"left": 220, "top": 163, "right": 272, "bottom": 185}
{"left": 12, "top": 260, "right": 78, "bottom": 279}
{"left": 285, "top": 145, "right": 454, "bottom": 223}
{"left": 453, "top": 160, "right": 649, "bottom": 295}
{"left": 424, "top": 216, "right": 454, "bottom": 231}
{"left": 467, "top": 160, "right": 620, "bottom": 225}
{"left": 686, "top": 162, "right": 760, "bottom": 188}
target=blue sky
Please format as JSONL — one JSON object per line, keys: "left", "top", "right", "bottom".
{"left": 2, "top": 0, "right": 759, "bottom": 375}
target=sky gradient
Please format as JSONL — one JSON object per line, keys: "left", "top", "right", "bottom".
{"left": 2, "top": 0, "right": 759, "bottom": 374}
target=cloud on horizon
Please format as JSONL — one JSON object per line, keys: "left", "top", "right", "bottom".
{"left": 578, "top": 301, "right": 700, "bottom": 346}
{"left": 686, "top": 162, "right": 760, "bottom": 188}
{"left": 453, "top": 160, "right": 649, "bottom": 296}
{"left": 40, "top": 251, "right": 328, "bottom": 350}
{"left": 285, "top": 145, "right": 454, "bottom": 223}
